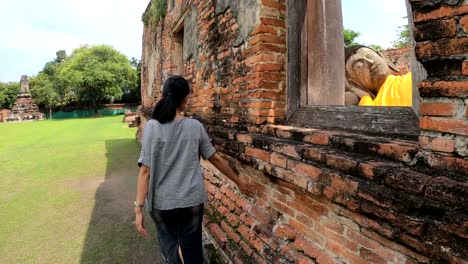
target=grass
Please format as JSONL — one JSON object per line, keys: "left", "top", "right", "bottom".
{"left": 0, "top": 116, "right": 160, "bottom": 264}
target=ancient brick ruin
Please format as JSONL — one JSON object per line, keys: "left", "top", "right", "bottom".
{"left": 139, "top": 0, "right": 467, "bottom": 263}
{"left": 5, "top": 75, "right": 44, "bottom": 122}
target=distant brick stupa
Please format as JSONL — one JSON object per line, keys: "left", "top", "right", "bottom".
{"left": 6, "top": 75, "right": 44, "bottom": 122}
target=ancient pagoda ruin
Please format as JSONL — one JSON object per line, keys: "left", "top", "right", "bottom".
{"left": 6, "top": 75, "right": 44, "bottom": 122}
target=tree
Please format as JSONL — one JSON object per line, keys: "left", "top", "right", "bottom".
{"left": 57, "top": 45, "right": 137, "bottom": 111}
{"left": 369, "top": 44, "right": 384, "bottom": 51}
{"left": 118, "top": 57, "right": 142, "bottom": 104}
{"left": 30, "top": 50, "right": 69, "bottom": 116}
{"left": 344, "top": 29, "right": 360, "bottom": 47}
{"left": 30, "top": 73, "right": 59, "bottom": 118}
{"left": 0, "top": 82, "right": 20, "bottom": 109}
{"left": 392, "top": 25, "right": 411, "bottom": 49}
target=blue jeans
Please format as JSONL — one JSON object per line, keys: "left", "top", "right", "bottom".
{"left": 150, "top": 203, "right": 204, "bottom": 264}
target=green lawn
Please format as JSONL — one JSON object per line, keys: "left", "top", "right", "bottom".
{"left": 0, "top": 116, "right": 161, "bottom": 264}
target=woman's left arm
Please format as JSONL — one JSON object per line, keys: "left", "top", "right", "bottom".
{"left": 135, "top": 165, "right": 150, "bottom": 237}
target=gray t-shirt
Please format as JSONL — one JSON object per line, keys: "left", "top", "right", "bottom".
{"left": 138, "top": 118, "right": 216, "bottom": 211}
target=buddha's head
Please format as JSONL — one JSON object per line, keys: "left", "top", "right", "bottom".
{"left": 345, "top": 46, "right": 399, "bottom": 95}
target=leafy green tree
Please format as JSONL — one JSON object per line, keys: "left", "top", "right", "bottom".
{"left": 57, "top": 45, "right": 137, "bottom": 111}
{"left": 30, "top": 73, "right": 59, "bottom": 118}
{"left": 392, "top": 25, "right": 411, "bottom": 49}
{"left": 30, "top": 50, "right": 69, "bottom": 115}
{"left": 369, "top": 44, "right": 384, "bottom": 51}
{"left": 118, "top": 57, "right": 142, "bottom": 104}
{"left": 344, "top": 28, "right": 360, "bottom": 47}
{"left": 0, "top": 82, "right": 20, "bottom": 109}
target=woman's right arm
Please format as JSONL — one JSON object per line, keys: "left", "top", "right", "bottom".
{"left": 208, "top": 153, "right": 253, "bottom": 197}
{"left": 208, "top": 153, "right": 240, "bottom": 186}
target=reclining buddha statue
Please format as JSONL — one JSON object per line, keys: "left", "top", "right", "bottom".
{"left": 344, "top": 45, "right": 412, "bottom": 107}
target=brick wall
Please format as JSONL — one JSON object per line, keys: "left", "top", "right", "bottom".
{"left": 140, "top": 0, "right": 467, "bottom": 263}
{"left": 384, "top": 47, "right": 411, "bottom": 74}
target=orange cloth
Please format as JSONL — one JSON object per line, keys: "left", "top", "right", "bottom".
{"left": 359, "top": 73, "right": 412, "bottom": 107}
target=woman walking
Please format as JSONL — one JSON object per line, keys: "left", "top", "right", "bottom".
{"left": 134, "top": 76, "right": 243, "bottom": 263}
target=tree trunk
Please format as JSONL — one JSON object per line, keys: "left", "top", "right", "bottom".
{"left": 49, "top": 107, "right": 52, "bottom": 119}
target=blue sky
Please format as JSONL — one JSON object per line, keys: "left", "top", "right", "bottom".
{"left": 0, "top": 0, "right": 149, "bottom": 82}
{"left": 0, "top": 0, "right": 408, "bottom": 83}
{"left": 342, "top": 0, "right": 409, "bottom": 48}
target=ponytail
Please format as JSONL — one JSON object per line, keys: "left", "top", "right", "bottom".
{"left": 152, "top": 76, "right": 190, "bottom": 124}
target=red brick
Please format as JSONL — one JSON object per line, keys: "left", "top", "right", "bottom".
{"left": 248, "top": 90, "right": 282, "bottom": 100}
{"left": 289, "top": 218, "right": 326, "bottom": 246}
{"left": 420, "top": 101, "right": 458, "bottom": 116}
{"left": 271, "top": 199, "right": 295, "bottom": 217}
{"left": 273, "top": 223, "right": 298, "bottom": 240}
{"left": 357, "top": 160, "right": 398, "bottom": 180}
{"left": 339, "top": 209, "right": 394, "bottom": 238}
{"left": 270, "top": 153, "right": 287, "bottom": 168}
{"left": 425, "top": 153, "right": 468, "bottom": 175}
{"left": 414, "top": 18, "right": 457, "bottom": 41}
{"left": 373, "top": 142, "right": 417, "bottom": 163}
{"left": 253, "top": 224, "right": 280, "bottom": 250}
{"left": 425, "top": 176, "right": 468, "bottom": 205}
{"left": 359, "top": 248, "right": 387, "bottom": 264}
{"left": 327, "top": 240, "right": 368, "bottom": 264}
{"left": 463, "top": 61, "right": 468, "bottom": 76}
{"left": 418, "top": 136, "right": 456, "bottom": 153}
{"left": 252, "top": 63, "right": 284, "bottom": 72}
{"left": 208, "top": 223, "right": 228, "bottom": 248}
{"left": 217, "top": 205, "right": 230, "bottom": 215}
{"left": 293, "top": 236, "right": 322, "bottom": 259}
{"left": 239, "top": 240, "right": 254, "bottom": 257}
{"left": 413, "top": 5, "right": 468, "bottom": 22}
{"left": 314, "top": 224, "right": 358, "bottom": 252}
{"left": 247, "top": 42, "right": 287, "bottom": 54}
{"left": 251, "top": 24, "right": 279, "bottom": 35}
{"left": 461, "top": 15, "right": 468, "bottom": 33}
{"left": 249, "top": 235, "right": 267, "bottom": 253}
{"left": 346, "top": 229, "right": 405, "bottom": 263}
{"left": 240, "top": 212, "right": 256, "bottom": 227}
{"left": 245, "top": 146, "right": 270, "bottom": 161}
{"left": 227, "top": 213, "right": 240, "bottom": 227}
{"left": 238, "top": 224, "right": 254, "bottom": 241}
{"left": 221, "top": 221, "right": 241, "bottom": 243}
{"left": 303, "top": 133, "right": 330, "bottom": 145}
{"left": 288, "top": 160, "right": 322, "bottom": 181}
{"left": 272, "top": 144, "right": 301, "bottom": 159}
{"left": 261, "top": 0, "right": 286, "bottom": 11}
{"left": 237, "top": 133, "right": 252, "bottom": 144}
{"left": 420, "top": 117, "right": 468, "bottom": 136}
{"left": 205, "top": 182, "right": 217, "bottom": 194}
{"left": 360, "top": 229, "right": 430, "bottom": 263}
{"left": 260, "top": 17, "right": 286, "bottom": 27}
{"left": 449, "top": 256, "right": 468, "bottom": 264}
{"left": 250, "top": 206, "right": 274, "bottom": 229}
{"left": 272, "top": 167, "right": 309, "bottom": 190}
{"left": 325, "top": 153, "right": 358, "bottom": 173}
{"left": 295, "top": 255, "right": 315, "bottom": 264}
{"left": 279, "top": 243, "right": 298, "bottom": 261}
{"left": 252, "top": 252, "right": 268, "bottom": 264}
{"left": 416, "top": 38, "right": 468, "bottom": 60}
{"left": 243, "top": 100, "right": 285, "bottom": 109}
{"left": 329, "top": 173, "right": 359, "bottom": 195}
{"left": 418, "top": 81, "right": 468, "bottom": 98}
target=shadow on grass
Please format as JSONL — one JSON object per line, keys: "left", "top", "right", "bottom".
{"left": 80, "top": 139, "right": 162, "bottom": 264}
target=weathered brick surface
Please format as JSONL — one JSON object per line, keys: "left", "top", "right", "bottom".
{"left": 139, "top": 0, "right": 468, "bottom": 263}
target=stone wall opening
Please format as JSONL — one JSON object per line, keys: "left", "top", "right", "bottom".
{"left": 173, "top": 28, "right": 184, "bottom": 76}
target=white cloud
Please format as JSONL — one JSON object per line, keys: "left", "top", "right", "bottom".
{"left": 0, "top": 0, "right": 149, "bottom": 82}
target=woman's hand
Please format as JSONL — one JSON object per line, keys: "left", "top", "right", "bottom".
{"left": 135, "top": 208, "right": 149, "bottom": 237}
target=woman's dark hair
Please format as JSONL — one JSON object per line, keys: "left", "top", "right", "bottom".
{"left": 152, "top": 76, "right": 190, "bottom": 124}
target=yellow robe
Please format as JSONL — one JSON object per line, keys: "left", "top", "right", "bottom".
{"left": 359, "top": 73, "right": 412, "bottom": 107}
